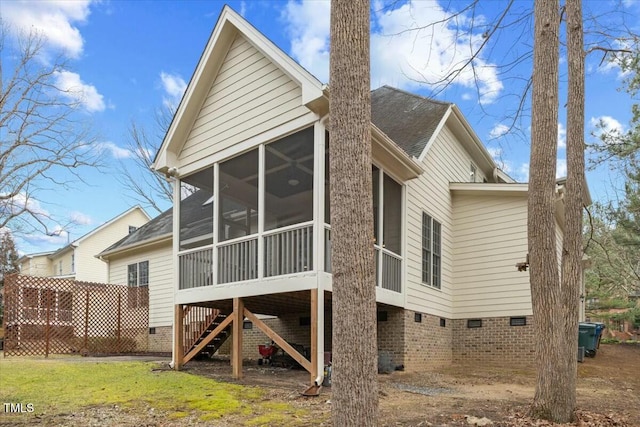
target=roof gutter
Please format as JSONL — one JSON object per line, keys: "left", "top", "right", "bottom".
{"left": 371, "top": 124, "right": 424, "bottom": 178}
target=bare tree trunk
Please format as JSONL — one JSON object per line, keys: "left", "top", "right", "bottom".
{"left": 329, "top": 0, "right": 378, "bottom": 425}
{"left": 559, "top": 0, "right": 585, "bottom": 422}
{"left": 529, "top": 0, "right": 564, "bottom": 421}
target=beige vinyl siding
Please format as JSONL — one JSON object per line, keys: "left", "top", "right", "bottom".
{"left": 555, "top": 219, "right": 564, "bottom": 269}
{"left": 178, "top": 33, "right": 310, "bottom": 169}
{"left": 49, "top": 251, "right": 74, "bottom": 277}
{"left": 405, "top": 125, "right": 482, "bottom": 318}
{"left": 19, "top": 255, "right": 52, "bottom": 277}
{"left": 108, "top": 244, "right": 173, "bottom": 327}
{"left": 75, "top": 209, "right": 149, "bottom": 283}
{"left": 451, "top": 194, "right": 531, "bottom": 318}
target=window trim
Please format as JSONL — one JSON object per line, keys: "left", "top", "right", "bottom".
{"left": 421, "top": 212, "right": 442, "bottom": 289}
{"left": 127, "top": 261, "right": 149, "bottom": 287}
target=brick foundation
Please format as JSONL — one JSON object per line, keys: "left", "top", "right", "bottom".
{"left": 403, "top": 310, "right": 452, "bottom": 368}
{"left": 163, "top": 307, "right": 536, "bottom": 368}
{"left": 148, "top": 325, "right": 172, "bottom": 353}
{"left": 376, "top": 307, "right": 452, "bottom": 371}
{"left": 452, "top": 315, "right": 535, "bottom": 365}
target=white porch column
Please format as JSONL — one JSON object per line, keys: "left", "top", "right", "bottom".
{"left": 171, "top": 177, "right": 181, "bottom": 369}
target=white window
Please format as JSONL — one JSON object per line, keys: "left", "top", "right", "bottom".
{"left": 127, "top": 261, "right": 149, "bottom": 287}
{"left": 71, "top": 254, "right": 75, "bottom": 273}
{"left": 470, "top": 163, "right": 477, "bottom": 183}
{"left": 59, "top": 260, "right": 63, "bottom": 275}
{"left": 422, "top": 213, "right": 441, "bottom": 289}
{"left": 127, "top": 261, "right": 149, "bottom": 309}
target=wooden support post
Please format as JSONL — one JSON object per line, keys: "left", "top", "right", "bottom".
{"left": 173, "top": 304, "right": 184, "bottom": 370}
{"left": 310, "top": 288, "right": 318, "bottom": 383}
{"left": 84, "top": 290, "right": 90, "bottom": 352}
{"left": 116, "top": 294, "right": 122, "bottom": 353}
{"left": 45, "top": 291, "right": 51, "bottom": 358}
{"left": 232, "top": 298, "right": 244, "bottom": 379}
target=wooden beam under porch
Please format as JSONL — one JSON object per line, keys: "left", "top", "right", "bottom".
{"left": 172, "top": 291, "right": 330, "bottom": 385}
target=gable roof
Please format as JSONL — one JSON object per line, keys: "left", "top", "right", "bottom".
{"left": 17, "top": 251, "right": 54, "bottom": 265}
{"left": 99, "top": 208, "right": 173, "bottom": 258}
{"left": 19, "top": 206, "right": 151, "bottom": 261}
{"left": 99, "top": 191, "right": 213, "bottom": 258}
{"left": 371, "top": 86, "right": 452, "bottom": 158}
{"left": 152, "top": 5, "right": 324, "bottom": 174}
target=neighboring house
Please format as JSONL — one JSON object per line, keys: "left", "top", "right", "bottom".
{"left": 149, "top": 6, "right": 590, "bottom": 381}
{"left": 18, "top": 206, "right": 151, "bottom": 283}
{"left": 586, "top": 292, "right": 640, "bottom": 341}
{"left": 98, "top": 206, "right": 174, "bottom": 353}
{"left": 8, "top": 207, "right": 151, "bottom": 355}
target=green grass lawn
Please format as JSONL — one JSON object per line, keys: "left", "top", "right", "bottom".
{"left": 0, "top": 357, "right": 311, "bottom": 425}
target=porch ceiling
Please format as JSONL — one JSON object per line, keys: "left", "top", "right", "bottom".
{"left": 188, "top": 290, "right": 333, "bottom": 317}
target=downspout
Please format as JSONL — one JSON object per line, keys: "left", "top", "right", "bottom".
{"left": 314, "top": 117, "right": 329, "bottom": 387}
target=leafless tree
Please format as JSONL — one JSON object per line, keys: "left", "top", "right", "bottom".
{"left": 556, "top": 0, "right": 586, "bottom": 422}
{"left": 0, "top": 24, "right": 101, "bottom": 236}
{"left": 330, "top": 0, "right": 379, "bottom": 424}
{"left": 528, "top": 0, "right": 563, "bottom": 421}
{"left": 117, "top": 107, "right": 173, "bottom": 215}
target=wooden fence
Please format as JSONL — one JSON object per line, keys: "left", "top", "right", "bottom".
{"left": 3, "top": 274, "right": 148, "bottom": 357}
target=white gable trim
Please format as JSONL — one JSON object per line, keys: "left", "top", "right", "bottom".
{"left": 153, "top": 5, "right": 324, "bottom": 173}
{"left": 417, "top": 105, "right": 452, "bottom": 163}
{"left": 72, "top": 206, "right": 150, "bottom": 246}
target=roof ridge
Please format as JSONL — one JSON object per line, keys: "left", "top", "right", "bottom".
{"left": 376, "top": 85, "right": 452, "bottom": 107}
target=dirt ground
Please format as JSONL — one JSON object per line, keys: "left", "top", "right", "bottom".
{"left": 183, "top": 343, "right": 640, "bottom": 426}
{"left": 3, "top": 343, "right": 639, "bottom": 426}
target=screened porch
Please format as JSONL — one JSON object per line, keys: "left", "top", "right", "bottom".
{"left": 175, "top": 124, "right": 405, "bottom": 296}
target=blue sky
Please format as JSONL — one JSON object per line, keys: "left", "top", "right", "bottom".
{"left": 3, "top": 0, "right": 638, "bottom": 254}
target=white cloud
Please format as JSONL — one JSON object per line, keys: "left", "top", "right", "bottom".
{"left": 2, "top": 0, "right": 92, "bottom": 58}
{"left": 95, "top": 142, "right": 133, "bottom": 159}
{"left": 556, "top": 158, "right": 567, "bottom": 179}
{"left": 240, "top": 1, "right": 247, "bottom": 17}
{"left": 69, "top": 211, "right": 93, "bottom": 226}
{"left": 160, "top": 72, "right": 187, "bottom": 110}
{"left": 597, "top": 38, "right": 635, "bottom": 78}
{"left": 282, "top": 0, "right": 331, "bottom": 83}
{"left": 590, "top": 115, "right": 625, "bottom": 139}
{"left": 557, "top": 123, "right": 566, "bottom": 149}
{"left": 282, "top": 0, "right": 503, "bottom": 104}
{"left": 489, "top": 124, "right": 509, "bottom": 139}
{"left": 1, "top": 193, "right": 49, "bottom": 218}
{"left": 54, "top": 71, "right": 106, "bottom": 112}
{"left": 21, "top": 226, "right": 69, "bottom": 248}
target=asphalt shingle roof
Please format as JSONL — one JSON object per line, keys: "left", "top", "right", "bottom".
{"left": 371, "top": 86, "right": 451, "bottom": 158}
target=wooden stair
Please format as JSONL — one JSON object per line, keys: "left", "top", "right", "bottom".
{"left": 188, "top": 313, "right": 231, "bottom": 359}
{"left": 182, "top": 306, "right": 232, "bottom": 363}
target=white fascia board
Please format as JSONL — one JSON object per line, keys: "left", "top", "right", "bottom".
{"left": 449, "top": 105, "right": 497, "bottom": 175}
{"left": 371, "top": 124, "right": 424, "bottom": 179}
{"left": 417, "top": 105, "right": 452, "bottom": 163}
{"left": 449, "top": 182, "right": 529, "bottom": 197}
{"left": 97, "top": 234, "right": 172, "bottom": 260}
{"left": 73, "top": 205, "right": 151, "bottom": 246}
